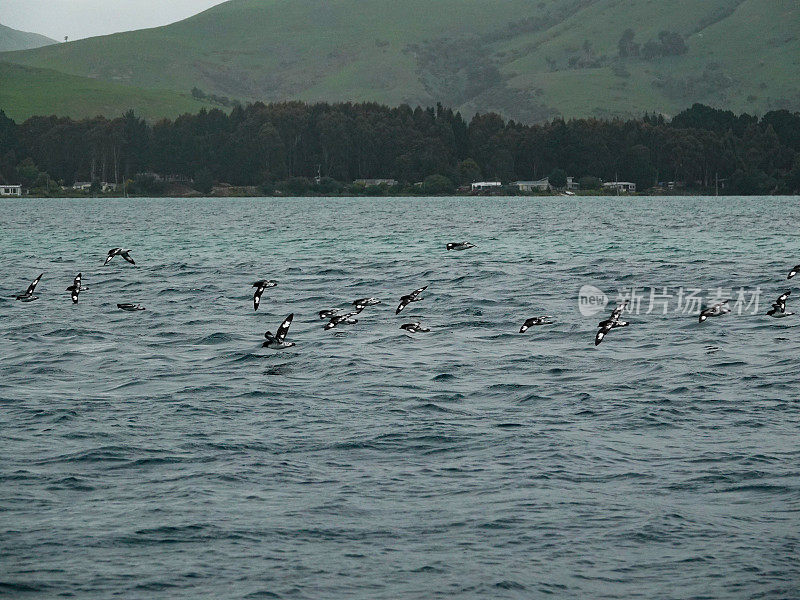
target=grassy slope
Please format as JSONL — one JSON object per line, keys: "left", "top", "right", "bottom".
{"left": 0, "top": 0, "right": 534, "bottom": 102}
{"left": 0, "top": 62, "right": 212, "bottom": 122}
{"left": 498, "top": 0, "right": 800, "bottom": 117}
{"left": 0, "top": 0, "right": 798, "bottom": 121}
{"left": 0, "top": 24, "right": 57, "bottom": 52}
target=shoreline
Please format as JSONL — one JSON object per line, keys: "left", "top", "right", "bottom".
{"left": 6, "top": 191, "right": 798, "bottom": 199}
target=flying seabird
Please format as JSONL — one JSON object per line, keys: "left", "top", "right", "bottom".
{"left": 252, "top": 279, "right": 277, "bottom": 311}
{"left": 767, "top": 290, "right": 794, "bottom": 318}
{"left": 595, "top": 301, "right": 629, "bottom": 345}
{"left": 519, "top": 316, "right": 554, "bottom": 333}
{"left": 698, "top": 299, "right": 731, "bottom": 323}
{"left": 117, "top": 303, "right": 145, "bottom": 311}
{"left": 15, "top": 273, "right": 43, "bottom": 302}
{"left": 396, "top": 286, "right": 427, "bottom": 314}
{"left": 353, "top": 297, "right": 381, "bottom": 311}
{"left": 324, "top": 312, "right": 359, "bottom": 330}
{"left": 400, "top": 322, "right": 430, "bottom": 333}
{"left": 66, "top": 273, "right": 82, "bottom": 304}
{"left": 263, "top": 313, "right": 295, "bottom": 348}
{"left": 104, "top": 248, "right": 135, "bottom": 266}
{"left": 446, "top": 242, "right": 475, "bottom": 251}
{"left": 788, "top": 264, "right": 800, "bottom": 279}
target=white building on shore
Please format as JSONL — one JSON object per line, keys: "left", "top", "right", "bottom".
{"left": 471, "top": 181, "right": 502, "bottom": 191}
{"left": 513, "top": 176, "right": 579, "bottom": 192}
{"left": 354, "top": 178, "right": 398, "bottom": 187}
{"left": 0, "top": 184, "right": 22, "bottom": 196}
{"left": 513, "top": 179, "right": 550, "bottom": 192}
{"left": 603, "top": 181, "right": 636, "bottom": 193}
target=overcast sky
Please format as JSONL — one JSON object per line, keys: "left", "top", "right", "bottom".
{"left": 3, "top": 0, "right": 228, "bottom": 41}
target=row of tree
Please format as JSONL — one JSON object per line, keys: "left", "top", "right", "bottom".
{"left": 1, "top": 102, "right": 799, "bottom": 195}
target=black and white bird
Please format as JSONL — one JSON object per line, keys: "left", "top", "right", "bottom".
{"left": 263, "top": 313, "right": 295, "bottom": 349}
{"left": 595, "top": 301, "right": 629, "bottom": 345}
{"left": 788, "top": 264, "right": 800, "bottom": 279}
{"left": 319, "top": 308, "right": 340, "bottom": 320}
{"left": 446, "top": 242, "right": 475, "bottom": 251}
{"left": 117, "top": 303, "right": 145, "bottom": 311}
{"left": 698, "top": 299, "right": 731, "bottom": 323}
{"left": 519, "top": 316, "right": 554, "bottom": 333}
{"left": 353, "top": 297, "right": 381, "bottom": 311}
{"left": 104, "top": 248, "right": 135, "bottom": 266}
{"left": 400, "top": 322, "right": 430, "bottom": 333}
{"left": 396, "top": 286, "right": 427, "bottom": 314}
{"left": 15, "top": 273, "right": 43, "bottom": 302}
{"left": 324, "top": 312, "right": 359, "bottom": 330}
{"left": 66, "top": 273, "right": 82, "bottom": 304}
{"left": 252, "top": 279, "right": 277, "bottom": 311}
{"left": 767, "top": 290, "right": 794, "bottom": 318}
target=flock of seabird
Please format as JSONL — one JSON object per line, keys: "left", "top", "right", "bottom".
{"left": 11, "top": 247, "right": 800, "bottom": 349}
{"left": 14, "top": 248, "right": 143, "bottom": 311}
{"left": 591, "top": 263, "right": 799, "bottom": 345}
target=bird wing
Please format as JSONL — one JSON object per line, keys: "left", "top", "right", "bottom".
{"left": 275, "top": 314, "right": 294, "bottom": 342}
{"left": 253, "top": 289, "right": 263, "bottom": 310}
{"left": 594, "top": 329, "right": 607, "bottom": 345}
{"left": 610, "top": 301, "right": 628, "bottom": 320}
{"left": 104, "top": 249, "right": 119, "bottom": 265}
{"left": 26, "top": 273, "right": 43, "bottom": 295}
{"left": 73, "top": 273, "right": 82, "bottom": 288}
{"left": 412, "top": 286, "right": 428, "bottom": 297}
{"left": 121, "top": 251, "right": 135, "bottom": 264}
{"left": 702, "top": 300, "right": 728, "bottom": 314}
{"left": 396, "top": 297, "right": 410, "bottom": 314}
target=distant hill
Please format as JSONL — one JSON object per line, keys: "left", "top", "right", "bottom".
{"left": 0, "top": 24, "right": 56, "bottom": 52}
{"left": 0, "top": 62, "right": 212, "bottom": 122}
{"left": 1, "top": 0, "right": 799, "bottom": 121}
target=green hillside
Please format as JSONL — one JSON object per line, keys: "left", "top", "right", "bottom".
{"left": 0, "top": 24, "right": 56, "bottom": 52}
{"left": 0, "top": 62, "right": 212, "bottom": 122}
{"left": 1, "top": 0, "right": 799, "bottom": 121}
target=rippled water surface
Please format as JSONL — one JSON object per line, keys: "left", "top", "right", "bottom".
{"left": 2, "top": 197, "right": 799, "bottom": 599}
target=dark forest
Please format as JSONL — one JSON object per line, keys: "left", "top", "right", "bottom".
{"left": 1, "top": 102, "right": 799, "bottom": 195}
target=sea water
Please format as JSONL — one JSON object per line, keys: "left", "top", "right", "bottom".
{"left": 1, "top": 197, "right": 799, "bottom": 598}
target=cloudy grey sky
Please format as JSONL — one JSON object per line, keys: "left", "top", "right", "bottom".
{"left": 3, "top": 0, "right": 228, "bottom": 41}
